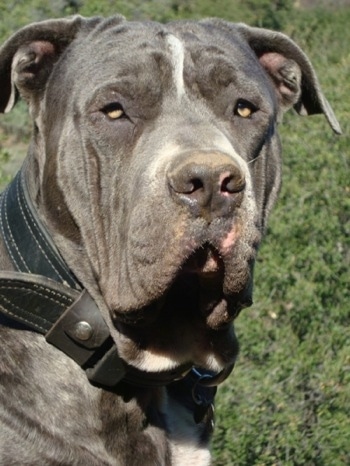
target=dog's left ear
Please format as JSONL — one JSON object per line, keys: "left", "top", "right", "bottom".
{"left": 238, "top": 23, "right": 342, "bottom": 134}
{"left": 203, "top": 20, "right": 341, "bottom": 134}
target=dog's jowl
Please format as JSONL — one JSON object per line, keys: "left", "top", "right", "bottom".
{"left": 0, "top": 15, "right": 340, "bottom": 465}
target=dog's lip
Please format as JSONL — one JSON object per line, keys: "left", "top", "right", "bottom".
{"left": 113, "top": 299, "right": 164, "bottom": 326}
{"left": 181, "top": 243, "right": 224, "bottom": 277}
{"left": 112, "top": 246, "right": 225, "bottom": 326}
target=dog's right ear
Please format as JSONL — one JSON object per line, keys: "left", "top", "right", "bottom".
{"left": 0, "top": 16, "right": 107, "bottom": 114}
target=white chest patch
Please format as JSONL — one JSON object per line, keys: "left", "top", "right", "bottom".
{"left": 166, "top": 34, "right": 186, "bottom": 97}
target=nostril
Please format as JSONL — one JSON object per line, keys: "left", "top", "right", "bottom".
{"left": 221, "top": 174, "right": 246, "bottom": 194}
{"left": 168, "top": 165, "right": 207, "bottom": 195}
{"left": 187, "top": 178, "right": 204, "bottom": 194}
{"left": 169, "top": 176, "right": 204, "bottom": 195}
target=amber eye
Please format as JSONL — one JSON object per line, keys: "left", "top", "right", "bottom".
{"left": 102, "top": 103, "right": 125, "bottom": 120}
{"left": 234, "top": 100, "right": 256, "bottom": 119}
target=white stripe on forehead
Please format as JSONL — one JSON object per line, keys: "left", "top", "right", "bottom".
{"left": 165, "top": 34, "right": 185, "bottom": 97}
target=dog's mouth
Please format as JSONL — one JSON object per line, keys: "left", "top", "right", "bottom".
{"left": 110, "top": 241, "right": 250, "bottom": 372}
{"left": 180, "top": 244, "right": 234, "bottom": 328}
{"left": 185, "top": 245, "right": 224, "bottom": 283}
{"left": 113, "top": 242, "right": 242, "bottom": 330}
{"left": 182, "top": 243, "right": 224, "bottom": 276}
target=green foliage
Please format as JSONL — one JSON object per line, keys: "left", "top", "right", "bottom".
{"left": 212, "top": 110, "right": 350, "bottom": 462}
{"left": 0, "top": 1, "right": 64, "bottom": 41}
{"left": 211, "top": 7, "right": 350, "bottom": 464}
{"left": 0, "top": 136, "right": 11, "bottom": 187}
{"left": 0, "top": 1, "right": 349, "bottom": 464}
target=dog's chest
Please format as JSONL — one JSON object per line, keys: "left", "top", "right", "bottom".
{"left": 0, "top": 328, "right": 209, "bottom": 465}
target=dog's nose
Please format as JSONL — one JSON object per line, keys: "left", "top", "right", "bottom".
{"left": 167, "top": 153, "right": 245, "bottom": 220}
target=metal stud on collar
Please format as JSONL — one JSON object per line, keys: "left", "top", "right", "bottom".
{"left": 73, "top": 321, "right": 93, "bottom": 341}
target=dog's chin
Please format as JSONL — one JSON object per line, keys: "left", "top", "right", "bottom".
{"left": 110, "top": 244, "right": 251, "bottom": 373}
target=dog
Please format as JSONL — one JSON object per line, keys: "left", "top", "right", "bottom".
{"left": 0, "top": 15, "right": 340, "bottom": 465}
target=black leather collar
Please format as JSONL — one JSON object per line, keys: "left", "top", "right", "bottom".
{"left": 0, "top": 170, "right": 193, "bottom": 388}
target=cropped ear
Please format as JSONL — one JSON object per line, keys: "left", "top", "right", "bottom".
{"left": 0, "top": 16, "right": 105, "bottom": 114}
{"left": 236, "top": 23, "right": 342, "bottom": 134}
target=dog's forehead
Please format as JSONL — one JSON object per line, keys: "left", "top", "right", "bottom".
{"left": 60, "top": 20, "right": 263, "bottom": 97}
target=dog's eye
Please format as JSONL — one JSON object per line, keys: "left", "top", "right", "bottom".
{"left": 234, "top": 100, "right": 256, "bottom": 119}
{"left": 102, "top": 103, "right": 125, "bottom": 120}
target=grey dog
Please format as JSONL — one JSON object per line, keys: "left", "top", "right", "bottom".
{"left": 0, "top": 14, "right": 340, "bottom": 465}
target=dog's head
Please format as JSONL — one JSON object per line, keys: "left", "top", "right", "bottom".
{"left": 0, "top": 16, "right": 340, "bottom": 375}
